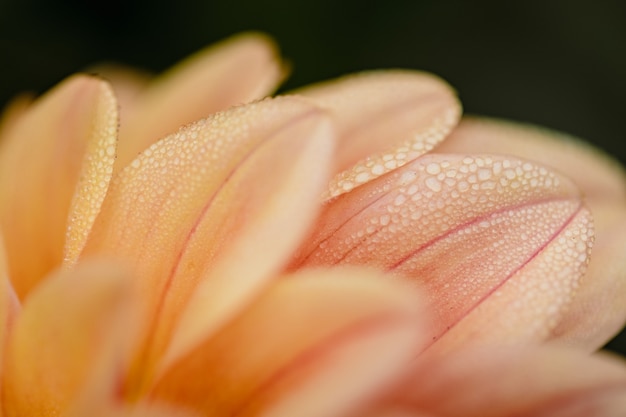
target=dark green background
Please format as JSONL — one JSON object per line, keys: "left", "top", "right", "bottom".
{"left": 1, "top": 0, "right": 625, "bottom": 353}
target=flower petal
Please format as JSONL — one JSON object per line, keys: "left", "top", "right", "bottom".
{"left": 437, "top": 117, "right": 626, "bottom": 349}
{"left": 0, "top": 238, "right": 19, "bottom": 386}
{"left": 294, "top": 154, "right": 593, "bottom": 350}
{"left": 116, "top": 32, "right": 286, "bottom": 169}
{"left": 362, "top": 346, "right": 626, "bottom": 417}
{"left": 81, "top": 97, "right": 335, "bottom": 389}
{"left": 2, "top": 261, "right": 136, "bottom": 417}
{"left": 86, "top": 63, "right": 151, "bottom": 124}
{"left": 0, "top": 93, "right": 33, "bottom": 140}
{"left": 65, "top": 396, "right": 201, "bottom": 417}
{"left": 296, "top": 70, "right": 461, "bottom": 198}
{"left": 150, "top": 268, "right": 427, "bottom": 417}
{"left": 0, "top": 75, "right": 118, "bottom": 299}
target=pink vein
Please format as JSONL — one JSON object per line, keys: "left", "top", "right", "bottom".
{"left": 294, "top": 191, "right": 389, "bottom": 267}
{"left": 420, "top": 201, "right": 584, "bottom": 349}
{"left": 316, "top": 197, "right": 579, "bottom": 267}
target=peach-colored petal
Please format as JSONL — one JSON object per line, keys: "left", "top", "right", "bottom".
{"left": 361, "top": 346, "right": 626, "bottom": 417}
{"left": 0, "top": 238, "right": 19, "bottom": 388}
{"left": 117, "top": 32, "right": 286, "bottom": 169}
{"left": 2, "top": 261, "right": 136, "bottom": 417}
{"left": 296, "top": 70, "right": 461, "bottom": 198}
{"left": 437, "top": 117, "right": 626, "bottom": 349}
{"left": 81, "top": 97, "right": 335, "bottom": 391}
{"left": 0, "top": 93, "right": 33, "bottom": 140}
{"left": 86, "top": 63, "right": 151, "bottom": 123}
{"left": 295, "top": 154, "right": 593, "bottom": 351}
{"left": 0, "top": 75, "right": 118, "bottom": 299}
{"left": 151, "top": 268, "right": 427, "bottom": 417}
{"left": 64, "top": 85, "right": 119, "bottom": 267}
{"left": 65, "top": 396, "right": 201, "bottom": 417}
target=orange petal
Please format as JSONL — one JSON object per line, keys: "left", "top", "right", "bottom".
{"left": 438, "top": 117, "right": 626, "bottom": 350}
{"left": 294, "top": 154, "right": 593, "bottom": 350}
{"left": 81, "top": 97, "right": 335, "bottom": 390}
{"left": 150, "top": 268, "right": 427, "bottom": 417}
{"left": 116, "top": 32, "right": 286, "bottom": 169}
{"left": 66, "top": 394, "right": 201, "bottom": 417}
{"left": 2, "top": 261, "right": 136, "bottom": 417}
{"left": 296, "top": 70, "right": 461, "bottom": 198}
{"left": 0, "top": 238, "right": 19, "bottom": 387}
{"left": 0, "top": 75, "right": 118, "bottom": 299}
{"left": 363, "top": 346, "right": 626, "bottom": 417}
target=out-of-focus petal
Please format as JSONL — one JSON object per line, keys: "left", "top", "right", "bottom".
{"left": 0, "top": 75, "right": 118, "bottom": 299}
{"left": 0, "top": 93, "right": 33, "bottom": 140}
{"left": 150, "top": 268, "right": 427, "bottom": 417}
{"left": 361, "top": 346, "right": 626, "bottom": 417}
{"left": 86, "top": 63, "right": 151, "bottom": 123}
{"left": 296, "top": 70, "right": 460, "bottom": 198}
{"left": 65, "top": 396, "right": 200, "bottom": 417}
{"left": 0, "top": 238, "right": 19, "bottom": 387}
{"left": 117, "top": 32, "right": 286, "bottom": 169}
{"left": 437, "top": 117, "right": 626, "bottom": 350}
{"left": 81, "top": 98, "right": 335, "bottom": 391}
{"left": 294, "top": 154, "right": 593, "bottom": 351}
{"left": 2, "top": 261, "right": 136, "bottom": 417}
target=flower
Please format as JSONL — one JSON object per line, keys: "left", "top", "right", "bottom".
{"left": 0, "top": 32, "right": 625, "bottom": 416}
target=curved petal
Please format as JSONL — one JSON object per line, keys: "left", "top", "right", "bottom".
{"left": 294, "top": 154, "right": 593, "bottom": 351}
{"left": 296, "top": 70, "right": 461, "bottom": 198}
{"left": 2, "top": 261, "right": 137, "bottom": 417}
{"left": 117, "top": 32, "right": 286, "bottom": 169}
{"left": 437, "top": 117, "right": 626, "bottom": 350}
{"left": 86, "top": 63, "right": 151, "bottom": 125}
{"left": 361, "top": 346, "right": 626, "bottom": 417}
{"left": 81, "top": 97, "right": 335, "bottom": 391}
{"left": 150, "top": 268, "right": 428, "bottom": 417}
{"left": 0, "top": 75, "right": 118, "bottom": 299}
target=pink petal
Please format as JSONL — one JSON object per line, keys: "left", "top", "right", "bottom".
{"left": 150, "top": 268, "right": 428, "bottom": 417}
{"left": 437, "top": 117, "right": 626, "bottom": 349}
{"left": 294, "top": 154, "right": 593, "bottom": 350}
{"left": 296, "top": 70, "right": 461, "bottom": 198}
{"left": 360, "top": 346, "right": 626, "bottom": 417}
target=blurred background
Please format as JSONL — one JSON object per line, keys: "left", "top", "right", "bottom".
{"left": 0, "top": 0, "right": 625, "bottom": 353}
